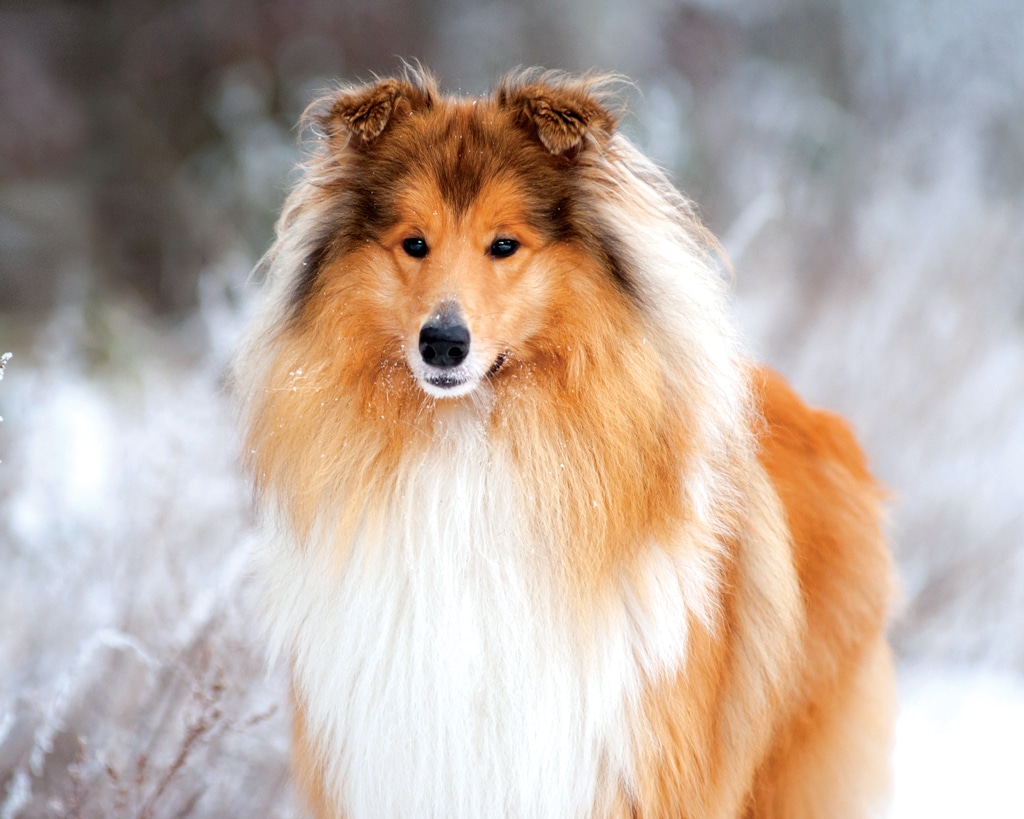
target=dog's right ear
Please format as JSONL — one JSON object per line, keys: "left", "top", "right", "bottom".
{"left": 316, "top": 77, "right": 435, "bottom": 149}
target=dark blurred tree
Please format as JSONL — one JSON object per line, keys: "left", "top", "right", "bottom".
{"left": 0, "top": 0, "right": 442, "bottom": 316}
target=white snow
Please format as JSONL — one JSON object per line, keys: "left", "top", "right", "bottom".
{"left": 892, "top": 670, "right": 1024, "bottom": 819}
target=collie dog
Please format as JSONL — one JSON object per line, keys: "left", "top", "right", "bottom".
{"left": 233, "top": 68, "right": 895, "bottom": 818}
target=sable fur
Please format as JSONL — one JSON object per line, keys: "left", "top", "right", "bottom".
{"left": 233, "top": 66, "right": 895, "bottom": 819}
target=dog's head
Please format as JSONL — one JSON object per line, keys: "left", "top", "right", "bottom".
{"left": 288, "top": 69, "right": 626, "bottom": 399}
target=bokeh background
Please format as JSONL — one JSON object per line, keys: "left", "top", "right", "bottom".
{"left": 1, "top": 0, "right": 1022, "bottom": 816}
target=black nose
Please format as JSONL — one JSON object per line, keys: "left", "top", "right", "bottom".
{"left": 418, "top": 319, "right": 470, "bottom": 369}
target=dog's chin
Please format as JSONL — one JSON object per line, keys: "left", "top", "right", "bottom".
{"left": 417, "top": 371, "right": 481, "bottom": 400}
{"left": 412, "top": 354, "right": 507, "bottom": 400}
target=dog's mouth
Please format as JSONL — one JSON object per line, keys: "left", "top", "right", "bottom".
{"left": 412, "top": 352, "right": 508, "bottom": 399}
{"left": 418, "top": 368, "right": 478, "bottom": 399}
{"left": 424, "top": 371, "right": 470, "bottom": 392}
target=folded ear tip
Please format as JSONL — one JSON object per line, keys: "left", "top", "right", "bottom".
{"left": 315, "top": 75, "right": 435, "bottom": 147}
{"left": 528, "top": 101, "right": 590, "bottom": 154}
{"left": 497, "top": 70, "right": 620, "bottom": 156}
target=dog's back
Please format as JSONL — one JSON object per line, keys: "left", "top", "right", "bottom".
{"left": 753, "top": 368, "right": 894, "bottom": 817}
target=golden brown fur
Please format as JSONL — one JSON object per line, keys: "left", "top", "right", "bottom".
{"left": 234, "top": 67, "right": 895, "bottom": 819}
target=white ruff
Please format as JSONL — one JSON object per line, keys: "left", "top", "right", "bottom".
{"left": 255, "top": 408, "right": 720, "bottom": 819}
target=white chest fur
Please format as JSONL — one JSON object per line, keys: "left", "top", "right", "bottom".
{"left": 256, "top": 412, "right": 715, "bottom": 819}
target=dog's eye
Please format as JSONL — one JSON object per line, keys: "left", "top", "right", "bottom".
{"left": 489, "top": 238, "right": 519, "bottom": 259}
{"left": 402, "top": 237, "right": 429, "bottom": 258}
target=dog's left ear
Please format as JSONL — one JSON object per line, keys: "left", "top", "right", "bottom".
{"left": 497, "top": 75, "right": 618, "bottom": 156}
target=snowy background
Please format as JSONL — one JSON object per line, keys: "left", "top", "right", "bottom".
{"left": 1, "top": 0, "right": 1023, "bottom": 816}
